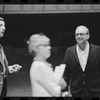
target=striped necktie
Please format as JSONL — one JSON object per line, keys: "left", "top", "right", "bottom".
{"left": 0, "top": 46, "right": 6, "bottom": 74}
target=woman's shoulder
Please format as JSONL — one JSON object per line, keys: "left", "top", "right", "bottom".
{"left": 30, "top": 61, "right": 53, "bottom": 76}
{"left": 30, "top": 61, "right": 46, "bottom": 76}
{"left": 31, "top": 61, "right": 47, "bottom": 69}
{"left": 33, "top": 61, "right": 46, "bottom": 66}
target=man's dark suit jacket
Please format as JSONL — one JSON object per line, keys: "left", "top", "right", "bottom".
{"left": 0, "top": 45, "right": 9, "bottom": 98}
{"left": 63, "top": 43, "right": 100, "bottom": 97}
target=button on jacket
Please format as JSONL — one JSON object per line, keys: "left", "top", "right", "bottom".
{"left": 63, "top": 43, "right": 100, "bottom": 97}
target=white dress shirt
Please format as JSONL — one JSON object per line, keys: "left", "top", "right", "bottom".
{"left": 76, "top": 42, "right": 89, "bottom": 71}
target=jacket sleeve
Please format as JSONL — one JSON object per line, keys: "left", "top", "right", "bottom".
{"left": 62, "top": 49, "right": 71, "bottom": 92}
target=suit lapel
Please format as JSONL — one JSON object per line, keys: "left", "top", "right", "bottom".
{"left": 86, "top": 43, "right": 92, "bottom": 65}
{"left": 72, "top": 45, "right": 84, "bottom": 71}
{"left": 73, "top": 44, "right": 80, "bottom": 64}
{"left": 73, "top": 43, "right": 92, "bottom": 72}
{"left": 0, "top": 44, "right": 8, "bottom": 75}
{"left": 1, "top": 47, "right": 8, "bottom": 75}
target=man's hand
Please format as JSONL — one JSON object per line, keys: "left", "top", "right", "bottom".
{"left": 8, "top": 64, "right": 22, "bottom": 73}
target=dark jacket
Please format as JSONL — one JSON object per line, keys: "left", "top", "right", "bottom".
{"left": 0, "top": 45, "right": 9, "bottom": 98}
{"left": 63, "top": 43, "right": 100, "bottom": 97}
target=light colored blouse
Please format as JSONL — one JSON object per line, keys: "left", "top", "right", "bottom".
{"left": 30, "top": 61, "right": 61, "bottom": 97}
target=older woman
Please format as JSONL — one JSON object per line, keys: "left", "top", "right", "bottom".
{"left": 27, "top": 33, "right": 66, "bottom": 97}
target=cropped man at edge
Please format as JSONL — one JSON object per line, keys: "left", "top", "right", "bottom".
{"left": 0, "top": 17, "right": 22, "bottom": 98}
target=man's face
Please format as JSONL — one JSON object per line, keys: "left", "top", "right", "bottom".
{"left": 0, "top": 20, "right": 5, "bottom": 38}
{"left": 75, "top": 26, "right": 89, "bottom": 44}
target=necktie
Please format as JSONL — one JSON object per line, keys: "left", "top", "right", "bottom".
{"left": 0, "top": 46, "right": 6, "bottom": 74}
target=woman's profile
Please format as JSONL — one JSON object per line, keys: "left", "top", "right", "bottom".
{"left": 27, "top": 33, "right": 66, "bottom": 97}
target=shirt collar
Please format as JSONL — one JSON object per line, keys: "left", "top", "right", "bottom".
{"left": 77, "top": 41, "right": 89, "bottom": 52}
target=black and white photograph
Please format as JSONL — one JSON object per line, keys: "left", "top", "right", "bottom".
{"left": 0, "top": 4, "right": 100, "bottom": 98}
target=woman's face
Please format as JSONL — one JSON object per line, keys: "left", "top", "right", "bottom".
{"left": 36, "top": 38, "right": 51, "bottom": 60}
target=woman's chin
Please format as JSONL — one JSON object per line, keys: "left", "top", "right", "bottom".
{"left": 46, "top": 54, "right": 51, "bottom": 59}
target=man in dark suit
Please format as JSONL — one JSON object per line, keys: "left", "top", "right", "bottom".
{"left": 62, "top": 25, "right": 100, "bottom": 97}
{"left": 0, "top": 17, "right": 22, "bottom": 98}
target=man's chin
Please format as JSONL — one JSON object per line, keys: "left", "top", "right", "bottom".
{"left": 77, "top": 42, "right": 84, "bottom": 45}
{"left": 77, "top": 40, "right": 83, "bottom": 44}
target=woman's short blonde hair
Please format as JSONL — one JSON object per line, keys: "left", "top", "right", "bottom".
{"left": 0, "top": 17, "right": 4, "bottom": 21}
{"left": 27, "top": 33, "right": 50, "bottom": 55}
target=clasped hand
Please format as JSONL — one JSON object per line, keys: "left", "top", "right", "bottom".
{"left": 58, "top": 78, "right": 67, "bottom": 90}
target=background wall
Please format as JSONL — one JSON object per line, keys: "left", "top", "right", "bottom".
{"left": 0, "top": 4, "right": 100, "bottom": 13}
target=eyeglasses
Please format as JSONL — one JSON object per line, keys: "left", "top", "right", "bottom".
{"left": 75, "top": 33, "right": 88, "bottom": 37}
{"left": 38, "top": 44, "right": 50, "bottom": 47}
